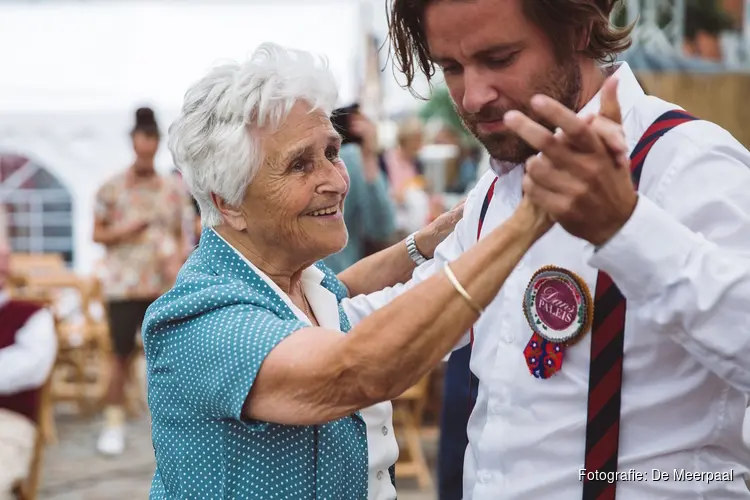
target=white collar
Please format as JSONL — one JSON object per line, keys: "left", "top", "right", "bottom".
{"left": 490, "top": 62, "right": 644, "bottom": 176}
{"left": 211, "top": 229, "right": 340, "bottom": 329}
{"left": 0, "top": 290, "right": 8, "bottom": 310}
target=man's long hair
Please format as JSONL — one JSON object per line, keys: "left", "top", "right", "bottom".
{"left": 387, "top": 0, "right": 635, "bottom": 92}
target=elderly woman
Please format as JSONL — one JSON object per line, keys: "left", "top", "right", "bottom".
{"left": 143, "top": 43, "right": 550, "bottom": 499}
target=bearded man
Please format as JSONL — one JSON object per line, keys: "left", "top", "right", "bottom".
{"left": 340, "top": 1, "right": 750, "bottom": 498}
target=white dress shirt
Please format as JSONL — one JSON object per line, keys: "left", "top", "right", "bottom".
{"left": 215, "top": 230, "right": 399, "bottom": 500}
{"left": 0, "top": 292, "right": 58, "bottom": 395}
{"left": 342, "top": 63, "right": 750, "bottom": 498}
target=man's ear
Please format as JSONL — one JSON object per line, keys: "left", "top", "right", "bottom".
{"left": 210, "top": 192, "right": 247, "bottom": 231}
{"left": 575, "top": 21, "right": 594, "bottom": 52}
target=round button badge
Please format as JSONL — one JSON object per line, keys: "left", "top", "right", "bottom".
{"left": 522, "top": 266, "right": 593, "bottom": 345}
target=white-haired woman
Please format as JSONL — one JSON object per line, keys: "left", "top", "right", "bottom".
{"left": 143, "top": 43, "right": 551, "bottom": 499}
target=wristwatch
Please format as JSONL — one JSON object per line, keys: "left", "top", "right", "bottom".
{"left": 405, "top": 232, "right": 429, "bottom": 266}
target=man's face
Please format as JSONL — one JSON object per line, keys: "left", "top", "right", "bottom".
{"left": 425, "top": 0, "right": 582, "bottom": 164}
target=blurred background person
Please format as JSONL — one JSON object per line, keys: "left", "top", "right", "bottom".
{"left": 382, "top": 118, "right": 435, "bottom": 236}
{"left": 683, "top": 0, "right": 734, "bottom": 62}
{"left": 0, "top": 205, "right": 6, "bottom": 242}
{"left": 381, "top": 117, "right": 424, "bottom": 195}
{"left": 171, "top": 168, "right": 203, "bottom": 252}
{"left": 92, "top": 107, "right": 191, "bottom": 457}
{"left": 0, "top": 236, "right": 57, "bottom": 499}
{"left": 430, "top": 123, "right": 480, "bottom": 194}
{"left": 325, "top": 104, "right": 396, "bottom": 272}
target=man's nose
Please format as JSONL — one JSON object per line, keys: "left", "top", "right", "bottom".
{"left": 462, "top": 67, "right": 499, "bottom": 115}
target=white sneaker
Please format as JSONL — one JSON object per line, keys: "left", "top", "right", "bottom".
{"left": 97, "top": 426, "right": 125, "bottom": 456}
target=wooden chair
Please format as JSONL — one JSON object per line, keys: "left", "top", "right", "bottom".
{"left": 11, "top": 371, "right": 54, "bottom": 500}
{"left": 50, "top": 275, "right": 111, "bottom": 419}
{"left": 9, "top": 297, "right": 58, "bottom": 500}
{"left": 11, "top": 271, "right": 111, "bottom": 438}
{"left": 392, "top": 375, "right": 434, "bottom": 490}
{"left": 9, "top": 254, "right": 65, "bottom": 277}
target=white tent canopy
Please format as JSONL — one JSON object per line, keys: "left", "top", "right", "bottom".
{"left": 0, "top": 1, "right": 366, "bottom": 272}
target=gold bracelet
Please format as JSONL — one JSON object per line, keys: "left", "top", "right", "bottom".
{"left": 443, "top": 262, "right": 484, "bottom": 316}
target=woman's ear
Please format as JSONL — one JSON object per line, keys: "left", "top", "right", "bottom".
{"left": 211, "top": 193, "right": 247, "bottom": 231}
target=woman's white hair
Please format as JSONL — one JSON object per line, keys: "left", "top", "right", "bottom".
{"left": 169, "top": 42, "right": 339, "bottom": 227}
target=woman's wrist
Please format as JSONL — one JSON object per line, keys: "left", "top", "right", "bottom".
{"left": 513, "top": 197, "right": 552, "bottom": 240}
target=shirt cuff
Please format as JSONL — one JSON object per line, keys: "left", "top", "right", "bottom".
{"left": 587, "top": 195, "right": 702, "bottom": 302}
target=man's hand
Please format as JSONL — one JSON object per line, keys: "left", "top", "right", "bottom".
{"left": 503, "top": 77, "right": 637, "bottom": 246}
{"left": 414, "top": 198, "right": 466, "bottom": 259}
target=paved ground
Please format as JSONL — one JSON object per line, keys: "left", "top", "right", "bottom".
{"left": 38, "top": 409, "right": 439, "bottom": 500}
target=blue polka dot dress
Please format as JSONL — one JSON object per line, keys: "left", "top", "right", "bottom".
{"left": 143, "top": 229, "right": 393, "bottom": 499}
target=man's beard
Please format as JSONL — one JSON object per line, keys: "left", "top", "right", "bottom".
{"left": 458, "top": 60, "right": 582, "bottom": 165}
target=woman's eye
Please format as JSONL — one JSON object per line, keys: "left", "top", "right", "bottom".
{"left": 291, "top": 160, "right": 312, "bottom": 172}
{"left": 325, "top": 147, "right": 340, "bottom": 162}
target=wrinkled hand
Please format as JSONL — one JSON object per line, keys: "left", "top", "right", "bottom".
{"left": 504, "top": 77, "right": 637, "bottom": 246}
{"left": 414, "top": 198, "right": 466, "bottom": 259}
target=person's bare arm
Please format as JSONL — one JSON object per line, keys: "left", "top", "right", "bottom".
{"left": 92, "top": 217, "right": 148, "bottom": 246}
{"left": 245, "top": 198, "right": 548, "bottom": 426}
{"left": 338, "top": 199, "right": 465, "bottom": 297}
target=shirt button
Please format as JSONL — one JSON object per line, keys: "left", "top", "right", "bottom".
{"left": 377, "top": 470, "right": 384, "bottom": 480}
{"left": 491, "top": 402, "right": 502, "bottom": 414}
{"left": 381, "top": 426, "right": 388, "bottom": 436}
{"left": 478, "top": 471, "right": 492, "bottom": 483}
{"left": 503, "top": 334, "right": 515, "bottom": 343}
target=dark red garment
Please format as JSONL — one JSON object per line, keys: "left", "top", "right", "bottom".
{"left": 0, "top": 300, "right": 44, "bottom": 423}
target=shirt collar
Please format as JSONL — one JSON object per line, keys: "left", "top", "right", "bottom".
{"left": 489, "top": 62, "right": 643, "bottom": 176}
{"left": 0, "top": 290, "right": 8, "bottom": 310}
{"left": 209, "top": 228, "right": 326, "bottom": 321}
{"left": 578, "top": 62, "right": 642, "bottom": 122}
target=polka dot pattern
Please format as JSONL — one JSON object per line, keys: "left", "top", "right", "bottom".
{"left": 143, "top": 229, "right": 371, "bottom": 499}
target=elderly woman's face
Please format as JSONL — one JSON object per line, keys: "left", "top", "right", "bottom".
{"left": 242, "top": 102, "right": 350, "bottom": 262}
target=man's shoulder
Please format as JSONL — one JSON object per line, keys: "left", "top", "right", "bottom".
{"left": 631, "top": 96, "right": 747, "bottom": 154}
{"left": 629, "top": 96, "right": 750, "bottom": 192}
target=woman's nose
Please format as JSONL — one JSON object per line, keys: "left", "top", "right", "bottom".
{"left": 318, "top": 160, "right": 349, "bottom": 195}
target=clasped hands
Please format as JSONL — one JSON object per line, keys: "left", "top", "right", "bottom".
{"left": 504, "top": 77, "right": 638, "bottom": 246}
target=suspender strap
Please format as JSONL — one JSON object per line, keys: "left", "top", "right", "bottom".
{"left": 468, "top": 176, "right": 499, "bottom": 412}
{"left": 470, "top": 177, "right": 500, "bottom": 346}
{"left": 476, "top": 177, "right": 499, "bottom": 240}
{"left": 583, "top": 109, "right": 697, "bottom": 500}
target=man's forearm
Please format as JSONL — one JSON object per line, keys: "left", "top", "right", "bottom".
{"left": 338, "top": 237, "right": 415, "bottom": 297}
